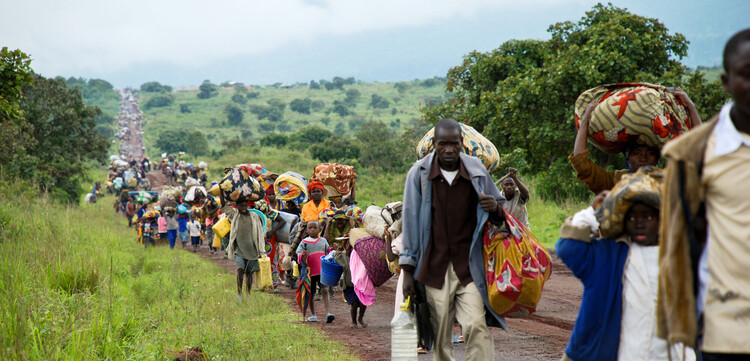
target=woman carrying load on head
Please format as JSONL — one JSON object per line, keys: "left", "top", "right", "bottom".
{"left": 301, "top": 181, "right": 329, "bottom": 223}
{"left": 570, "top": 89, "right": 702, "bottom": 194}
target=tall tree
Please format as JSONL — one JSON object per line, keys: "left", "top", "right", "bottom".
{"left": 422, "top": 3, "right": 723, "bottom": 173}
{"left": 0, "top": 47, "right": 34, "bottom": 170}
{"left": 17, "top": 76, "right": 108, "bottom": 202}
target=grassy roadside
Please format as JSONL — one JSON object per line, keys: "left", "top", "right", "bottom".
{"left": 0, "top": 180, "right": 357, "bottom": 360}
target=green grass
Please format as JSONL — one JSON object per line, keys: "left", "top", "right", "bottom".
{"left": 138, "top": 80, "right": 447, "bottom": 157}
{"left": 0, "top": 180, "right": 357, "bottom": 360}
{"left": 524, "top": 177, "right": 590, "bottom": 248}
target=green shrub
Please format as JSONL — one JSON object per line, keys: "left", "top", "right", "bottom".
{"left": 535, "top": 158, "right": 590, "bottom": 203}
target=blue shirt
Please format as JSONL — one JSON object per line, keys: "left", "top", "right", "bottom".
{"left": 556, "top": 235, "right": 630, "bottom": 361}
{"left": 178, "top": 216, "right": 188, "bottom": 232}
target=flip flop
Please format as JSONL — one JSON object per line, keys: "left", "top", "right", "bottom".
{"left": 307, "top": 316, "right": 318, "bottom": 322}
{"left": 326, "top": 313, "right": 335, "bottom": 323}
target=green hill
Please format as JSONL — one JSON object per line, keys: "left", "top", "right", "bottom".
{"left": 137, "top": 78, "right": 447, "bottom": 156}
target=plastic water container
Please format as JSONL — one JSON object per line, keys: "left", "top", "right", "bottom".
{"left": 391, "top": 296, "right": 418, "bottom": 360}
{"left": 257, "top": 256, "right": 273, "bottom": 291}
{"left": 320, "top": 257, "right": 343, "bottom": 286}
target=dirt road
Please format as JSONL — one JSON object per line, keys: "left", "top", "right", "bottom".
{"left": 172, "top": 207, "right": 581, "bottom": 361}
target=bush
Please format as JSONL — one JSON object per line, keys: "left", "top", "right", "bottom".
{"left": 231, "top": 93, "right": 247, "bottom": 105}
{"left": 260, "top": 133, "right": 288, "bottom": 148}
{"left": 290, "top": 98, "right": 312, "bottom": 114}
{"left": 332, "top": 100, "right": 351, "bottom": 117}
{"left": 140, "top": 81, "right": 171, "bottom": 93}
{"left": 180, "top": 103, "right": 191, "bottom": 113}
{"left": 197, "top": 81, "right": 218, "bottom": 99}
{"left": 311, "top": 100, "right": 325, "bottom": 112}
{"left": 224, "top": 104, "right": 244, "bottom": 126}
{"left": 246, "top": 91, "right": 260, "bottom": 99}
{"left": 143, "top": 95, "right": 173, "bottom": 109}
{"left": 535, "top": 158, "right": 590, "bottom": 203}
{"left": 370, "top": 94, "right": 390, "bottom": 109}
{"left": 309, "top": 135, "right": 360, "bottom": 162}
{"left": 344, "top": 89, "right": 360, "bottom": 107}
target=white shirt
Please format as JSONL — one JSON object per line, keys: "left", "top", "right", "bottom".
{"left": 187, "top": 220, "right": 201, "bottom": 237}
{"left": 439, "top": 167, "right": 458, "bottom": 184}
{"left": 618, "top": 243, "right": 696, "bottom": 361}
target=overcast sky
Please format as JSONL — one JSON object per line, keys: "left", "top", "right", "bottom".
{"left": 2, "top": 0, "right": 747, "bottom": 88}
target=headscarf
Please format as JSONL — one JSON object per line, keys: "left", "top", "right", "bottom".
{"left": 265, "top": 185, "right": 275, "bottom": 195}
{"left": 307, "top": 181, "right": 326, "bottom": 195}
{"left": 595, "top": 166, "right": 663, "bottom": 238}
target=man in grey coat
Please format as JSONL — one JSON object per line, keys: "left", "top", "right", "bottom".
{"left": 400, "top": 118, "right": 507, "bottom": 361}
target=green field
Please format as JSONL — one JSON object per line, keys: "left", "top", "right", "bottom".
{"left": 0, "top": 180, "right": 357, "bottom": 360}
{"left": 138, "top": 79, "right": 447, "bottom": 157}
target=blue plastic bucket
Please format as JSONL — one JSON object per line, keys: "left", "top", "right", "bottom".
{"left": 320, "top": 257, "right": 343, "bottom": 286}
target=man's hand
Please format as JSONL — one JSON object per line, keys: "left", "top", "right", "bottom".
{"left": 301, "top": 250, "right": 308, "bottom": 257}
{"left": 402, "top": 270, "right": 416, "bottom": 298}
{"left": 479, "top": 193, "right": 498, "bottom": 213}
{"left": 506, "top": 167, "right": 518, "bottom": 178}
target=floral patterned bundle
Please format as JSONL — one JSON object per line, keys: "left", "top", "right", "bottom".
{"left": 483, "top": 209, "right": 551, "bottom": 318}
{"left": 219, "top": 166, "right": 264, "bottom": 202}
{"left": 574, "top": 82, "right": 692, "bottom": 154}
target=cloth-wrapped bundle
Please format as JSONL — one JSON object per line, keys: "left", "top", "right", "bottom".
{"left": 417, "top": 122, "right": 499, "bottom": 172}
{"left": 596, "top": 166, "right": 664, "bottom": 238}
{"left": 362, "top": 202, "right": 401, "bottom": 239}
{"left": 274, "top": 171, "right": 308, "bottom": 205}
{"left": 234, "top": 163, "right": 266, "bottom": 178}
{"left": 133, "top": 190, "right": 156, "bottom": 205}
{"left": 219, "top": 166, "right": 264, "bottom": 203}
{"left": 574, "top": 82, "right": 692, "bottom": 154}
{"left": 184, "top": 186, "right": 207, "bottom": 206}
{"left": 311, "top": 163, "right": 357, "bottom": 197}
{"left": 353, "top": 236, "right": 392, "bottom": 287}
{"left": 319, "top": 204, "right": 364, "bottom": 227}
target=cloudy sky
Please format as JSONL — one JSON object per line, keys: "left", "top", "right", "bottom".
{"left": 2, "top": 0, "right": 747, "bottom": 87}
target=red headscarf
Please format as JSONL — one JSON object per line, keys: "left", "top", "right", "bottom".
{"left": 308, "top": 181, "right": 326, "bottom": 195}
{"left": 265, "top": 185, "right": 275, "bottom": 195}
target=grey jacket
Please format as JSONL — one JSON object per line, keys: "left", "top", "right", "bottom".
{"left": 399, "top": 151, "right": 507, "bottom": 329}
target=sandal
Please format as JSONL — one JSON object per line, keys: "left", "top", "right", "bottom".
{"left": 326, "top": 313, "right": 335, "bottom": 323}
{"left": 307, "top": 315, "right": 318, "bottom": 322}
{"left": 417, "top": 347, "right": 428, "bottom": 354}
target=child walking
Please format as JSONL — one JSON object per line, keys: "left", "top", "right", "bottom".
{"left": 296, "top": 221, "right": 334, "bottom": 323}
{"left": 157, "top": 211, "right": 167, "bottom": 246}
{"left": 334, "top": 241, "right": 367, "bottom": 328}
{"left": 187, "top": 214, "right": 202, "bottom": 252}
{"left": 556, "top": 167, "right": 695, "bottom": 361}
{"left": 177, "top": 209, "right": 189, "bottom": 248}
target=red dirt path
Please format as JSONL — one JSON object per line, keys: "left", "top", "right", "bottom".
{"left": 178, "top": 213, "right": 581, "bottom": 361}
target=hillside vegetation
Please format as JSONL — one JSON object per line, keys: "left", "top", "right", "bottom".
{"left": 0, "top": 180, "right": 356, "bottom": 360}
{"left": 138, "top": 78, "right": 447, "bottom": 156}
